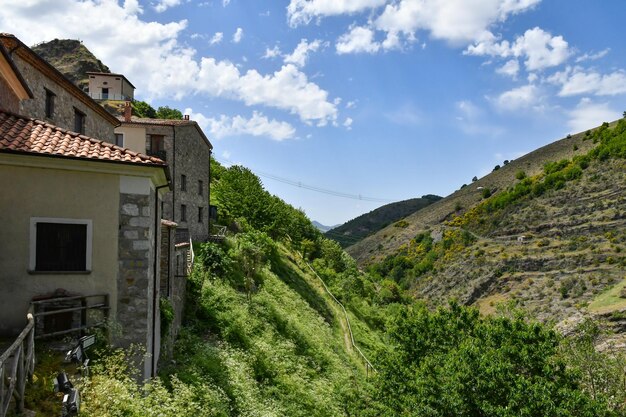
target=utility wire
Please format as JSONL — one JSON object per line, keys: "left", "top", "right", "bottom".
{"left": 215, "top": 157, "right": 396, "bottom": 203}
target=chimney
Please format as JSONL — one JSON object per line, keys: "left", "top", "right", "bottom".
{"left": 183, "top": 114, "right": 189, "bottom": 121}
{"left": 123, "top": 101, "right": 132, "bottom": 122}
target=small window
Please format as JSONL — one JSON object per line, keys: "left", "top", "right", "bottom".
{"left": 103, "top": 81, "right": 108, "bottom": 85}
{"left": 180, "top": 204, "right": 187, "bottom": 222}
{"left": 45, "top": 89, "right": 55, "bottom": 119}
{"left": 30, "top": 218, "right": 92, "bottom": 272}
{"left": 198, "top": 207, "right": 204, "bottom": 223}
{"left": 114, "top": 133, "right": 124, "bottom": 147}
{"left": 181, "top": 174, "right": 187, "bottom": 191}
{"left": 198, "top": 180, "right": 203, "bottom": 196}
{"left": 74, "top": 108, "right": 86, "bottom": 134}
{"left": 148, "top": 134, "right": 164, "bottom": 152}
{"left": 115, "top": 77, "right": 121, "bottom": 80}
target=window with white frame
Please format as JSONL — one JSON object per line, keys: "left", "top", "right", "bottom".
{"left": 29, "top": 218, "right": 93, "bottom": 272}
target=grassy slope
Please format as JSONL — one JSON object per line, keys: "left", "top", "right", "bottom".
{"left": 349, "top": 120, "right": 626, "bottom": 324}
{"left": 166, "top": 242, "right": 380, "bottom": 416}
{"left": 326, "top": 196, "right": 441, "bottom": 248}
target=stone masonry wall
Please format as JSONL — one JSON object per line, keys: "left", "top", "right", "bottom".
{"left": 12, "top": 53, "right": 115, "bottom": 141}
{"left": 173, "top": 124, "right": 211, "bottom": 242}
{"left": 144, "top": 123, "right": 211, "bottom": 243}
{"left": 117, "top": 190, "right": 158, "bottom": 378}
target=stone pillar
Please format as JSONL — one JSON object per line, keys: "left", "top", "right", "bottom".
{"left": 116, "top": 189, "right": 158, "bottom": 379}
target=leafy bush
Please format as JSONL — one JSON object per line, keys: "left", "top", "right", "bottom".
{"left": 372, "top": 303, "right": 612, "bottom": 416}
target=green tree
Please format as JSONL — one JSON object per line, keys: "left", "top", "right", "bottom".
{"left": 132, "top": 100, "right": 156, "bottom": 118}
{"left": 372, "top": 303, "right": 610, "bottom": 416}
{"left": 156, "top": 106, "right": 184, "bottom": 120}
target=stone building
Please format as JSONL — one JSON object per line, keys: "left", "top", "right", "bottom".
{"left": 0, "top": 33, "right": 119, "bottom": 140}
{"left": 116, "top": 110, "right": 213, "bottom": 243}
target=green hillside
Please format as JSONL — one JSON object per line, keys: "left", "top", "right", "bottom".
{"left": 353, "top": 119, "right": 626, "bottom": 326}
{"left": 326, "top": 195, "right": 441, "bottom": 248}
{"left": 32, "top": 39, "right": 110, "bottom": 91}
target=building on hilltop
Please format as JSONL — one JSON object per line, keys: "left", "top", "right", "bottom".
{"left": 87, "top": 72, "right": 135, "bottom": 101}
{"left": 0, "top": 33, "right": 119, "bottom": 140}
{"left": 116, "top": 104, "right": 213, "bottom": 243}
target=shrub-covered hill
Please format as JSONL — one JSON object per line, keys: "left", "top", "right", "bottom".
{"left": 27, "top": 159, "right": 626, "bottom": 417}
{"left": 32, "top": 39, "right": 110, "bottom": 91}
{"left": 326, "top": 195, "right": 441, "bottom": 248}
{"left": 357, "top": 119, "right": 626, "bottom": 324}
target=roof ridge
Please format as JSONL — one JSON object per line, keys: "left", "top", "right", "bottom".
{"left": 0, "top": 110, "right": 167, "bottom": 167}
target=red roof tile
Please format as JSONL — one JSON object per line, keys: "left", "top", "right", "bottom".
{"left": 0, "top": 110, "right": 166, "bottom": 166}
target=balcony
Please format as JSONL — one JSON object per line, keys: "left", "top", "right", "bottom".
{"left": 88, "top": 92, "right": 133, "bottom": 101}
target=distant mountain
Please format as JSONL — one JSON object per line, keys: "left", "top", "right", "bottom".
{"left": 349, "top": 119, "right": 626, "bottom": 324}
{"left": 325, "top": 195, "right": 442, "bottom": 248}
{"left": 312, "top": 221, "right": 339, "bottom": 233}
{"left": 32, "top": 39, "right": 110, "bottom": 91}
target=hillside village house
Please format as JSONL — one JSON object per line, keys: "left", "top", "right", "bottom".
{"left": 87, "top": 71, "right": 135, "bottom": 101}
{"left": 85, "top": 72, "right": 214, "bottom": 245}
{"left": 0, "top": 33, "right": 119, "bottom": 140}
{"left": 0, "top": 34, "right": 175, "bottom": 379}
{"left": 116, "top": 110, "right": 213, "bottom": 244}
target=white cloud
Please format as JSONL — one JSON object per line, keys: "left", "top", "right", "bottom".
{"left": 153, "top": 0, "right": 182, "bottom": 13}
{"left": 576, "top": 48, "right": 610, "bottom": 63}
{"left": 232, "top": 27, "right": 244, "bottom": 43}
{"left": 284, "top": 39, "right": 323, "bottom": 68}
{"left": 346, "top": 100, "right": 357, "bottom": 109}
{"left": 185, "top": 108, "right": 297, "bottom": 141}
{"left": 466, "top": 27, "right": 570, "bottom": 71}
{"left": 567, "top": 98, "right": 620, "bottom": 132}
{"left": 336, "top": 26, "right": 380, "bottom": 54}
{"left": 374, "top": 0, "right": 541, "bottom": 45}
{"left": 0, "top": 0, "right": 339, "bottom": 125}
{"left": 263, "top": 46, "right": 282, "bottom": 59}
{"left": 287, "top": 0, "right": 386, "bottom": 27}
{"left": 343, "top": 117, "right": 353, "bottom": 130}
{"left": 209, "top": 32, "right": 224, "bottom": 45}
{"left": 494, "top": 84, "right": 540, "bottom": 110}
{"left": 222, "top": 0, "right": 231, "bottom": 6}
{"left": 496, "top": 59, "right": 519, "bottom": 78}
{"left": 548, "top": 67, "right": 626, "bottom": 97}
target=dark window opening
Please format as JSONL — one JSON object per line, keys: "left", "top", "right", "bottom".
{"left": 102, "top": 87, "right": 109, "bottom": 99}
{"left": 146, "top": 135, "right": 166, "bottom": 160}
{"left": 181, "top": 174, "right": 187, "bottom": 191}
{"left": 198, "top": 207, "right": 204, "bottom": 223}
{"left": 36, "top": 222, "right": 87, "bottom": 271}
{"left": 45, "top": 89, "right": 55, "bottom": 119}
{"left": 74, "top": 108, "right": 86, "bottom": 134}
{"left": 181, "top": 204, "right": 187, "bottom": 222}
{"left": 114, "top": 133, "right": 124, "bottom": 147}
{"left": 198, "top": 180, "right": 203, "bottom": 196}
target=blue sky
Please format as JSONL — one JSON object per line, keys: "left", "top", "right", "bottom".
{"left": 2, "top": 0, "right": 625, "bottom": 225}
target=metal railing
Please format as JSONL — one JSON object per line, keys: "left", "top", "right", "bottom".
{"left": 30, "top": 294, "right": 109, "bottom": 339}
{"left": 304, "top": 262, "right": 376, "bottom": 376}
{"left": 208, "top": 224, "right": 227, "bottom": 242}
{"left": 0, "top": 314, "right": 35, "bottom": 417}
{"left": 88, "top": 92, "right": 133, "bottom": 101}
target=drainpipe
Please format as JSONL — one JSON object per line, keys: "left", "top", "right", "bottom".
{"left": 152, "top": 183, "right": 170, "bottom": 378}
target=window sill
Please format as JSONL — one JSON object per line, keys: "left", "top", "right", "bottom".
{"left": 28, "top": 270, "right": 92, "bottom": 275}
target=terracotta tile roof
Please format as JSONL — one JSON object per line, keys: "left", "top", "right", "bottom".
{"left": 0, "top": 110, "right": 166, "bottom": 166}
{"left": 118, "top": 116, "right": 198, "bottom": 126}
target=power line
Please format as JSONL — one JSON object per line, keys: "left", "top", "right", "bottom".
{"left": 215, "top": 157, "right": 397, "bottom": 203}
